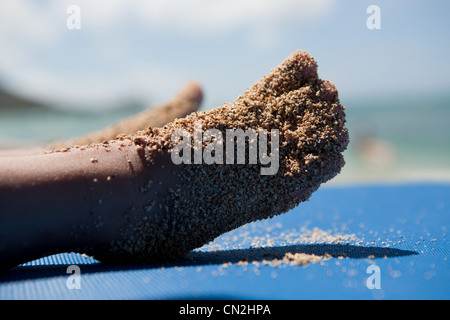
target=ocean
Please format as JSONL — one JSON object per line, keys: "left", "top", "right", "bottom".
{"left": 338, "top": 93, "right": 450, "bottom": 183}
{"left": 1, "top": 93, "right": 449, "bottom": 184}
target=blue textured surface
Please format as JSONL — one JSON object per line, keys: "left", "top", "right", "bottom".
{"left": 0, "top": 183, "right": 449, "bottom": 300}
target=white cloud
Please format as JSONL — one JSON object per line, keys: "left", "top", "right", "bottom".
{"left": 133, "top": 0, "right": 335, "bottom": 34}
{"left": 0, "top": 1, "right": 61, "bottom": 45}
{"left": 0, "top": 0, "right": 335, "bottom": 109}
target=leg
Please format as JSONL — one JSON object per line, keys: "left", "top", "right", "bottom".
{"left": 49, "top": 81, "right": 203, "bottom": 150}
{"left": 0, "top": 50, "right": 348, "bottom": 268}
{"left": 0, "top": 81, "right": 203, "bottom": 157}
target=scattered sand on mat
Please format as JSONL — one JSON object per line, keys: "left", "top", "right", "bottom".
{"left": 210, "top": 227, "right": 357, "bottom": 269}
{"left": 228, "top": 252, "right": 332, "bottom": 268}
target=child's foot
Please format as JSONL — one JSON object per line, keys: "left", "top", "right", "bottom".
{"left": 48, "top": 81, "right": 203, "bottom": 151}
{"left": 88, "top": 50, "right": 349, "bottom": 264}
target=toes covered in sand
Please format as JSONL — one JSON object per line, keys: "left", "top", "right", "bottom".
{"left": 87, "top": 50, "right": 349, "bottom": 264}
{"left": 243, "top": 50, "right": 318, "bottom": 100}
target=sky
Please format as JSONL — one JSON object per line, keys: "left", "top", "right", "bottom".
{"left": 0, "top": 0, "right": 449, "bottom": 111}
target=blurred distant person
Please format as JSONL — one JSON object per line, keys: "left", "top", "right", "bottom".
{"left": 353, "top": 126, "right": 396, "bottom": 169}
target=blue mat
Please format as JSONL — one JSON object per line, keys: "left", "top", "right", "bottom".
{"left": 1, "top": 183, "right": 449, "bottom": 300}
